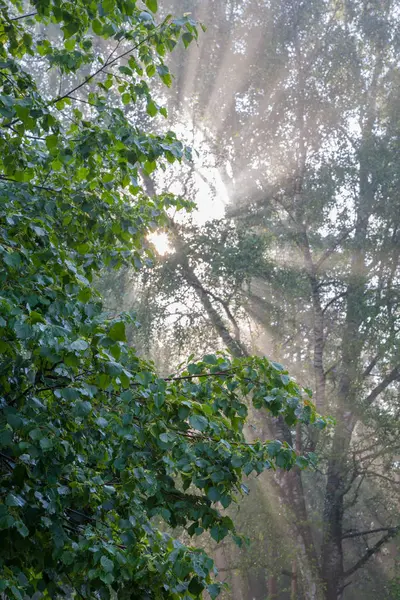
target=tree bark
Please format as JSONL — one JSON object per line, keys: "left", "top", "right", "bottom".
{"left": 320, "top": 57, "right": 381, "bottom": 594}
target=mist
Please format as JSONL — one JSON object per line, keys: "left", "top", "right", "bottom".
{"left": 1, "top": 1, "right": 399, "bottom": 600}
{"left": 105, "top": 2, "right": 400, "bottom": 598}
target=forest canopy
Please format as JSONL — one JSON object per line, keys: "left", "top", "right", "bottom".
{"left": 0, "top": 2, "right": 324, "bottom": 599}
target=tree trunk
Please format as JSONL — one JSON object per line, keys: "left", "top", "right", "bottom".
{"left": 291, "top": 560, "right": 298, "bottom": 600}
{"left": 321, "top": 421, "right": 353, "bottom": 599}
{"left": 320, "top": 76, "right": 378, "bottom": 594}
{"left": 268, "top": 573, "right": 278, "bottom": 599}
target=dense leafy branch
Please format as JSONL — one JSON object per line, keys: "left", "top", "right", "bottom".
{"left": 53, "top": 32, "right": 158, "bottom": 106}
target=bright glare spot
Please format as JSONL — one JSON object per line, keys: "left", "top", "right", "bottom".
{"left": 148, "top": 232, "right": 172, "bottom": 256}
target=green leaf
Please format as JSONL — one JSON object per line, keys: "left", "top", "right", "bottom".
{"left": 29, "top": 428, "right": 43, "bottom": 441}
{"left": 6, "top": 494, "right": 25, "bottom": 508}
{"left": 207, "top": 487, "right": 220, "bottom": 502}
{"left": 296, "top": 456, "right": 309, "bottom": 469}
{"left": 203, "top": 354, "right": 217, "bottom": 365}
{"left": 14, "top": 322, "right": 31, "bottom": 339}
{"left": 10, "top": 586, "right": 23, "bottom": 600}
{"left": 188, "top": 577, "right": 204, "bottom": 596}
{"left": 189, "top": 415, "right": 208, "bottom": 431}
{"left": 100, "top": 556, "right": 114, "bottom": 573}
{"left": 64, "top": 38, "right": 76, "bottom": 51}
{"left": 145, "top": 0, "right": 158, "bottom": 13}
{"left": 178, "top": 405, "right": 190, "bottom": 420}
{"left": 45, "top": 135, "right": 58, "bottom": 149}
{"left": 182, "top": 32, "right": 193, "bottom": 48}
{"left": 267, "top": 440, "right": 282, "bottom": 457}
{"left": 70, "top": 339, "right": 89, "bottom": 351}
{"left": 92, "top": 19, "right": 103, "bottom": 35}
{"left": 39, "top": 437, "right": 52, "bottom": 451}
{"left": 73, "top": 401, "right": 92, "bottom": 417}
{"left": 146, "top": 64, "right": 156, "bottom": 77}
{"left": 146, "top": 100, "right": 158, "bottom": 117}
{"left": 29, "top": 311, "right": 45, "bottom": 324}
{"left": 271, "top": 362, "right": 284, "bottom": 371}
{"left": 4, "top": 253, "right": 21, "bottom": 268}
{"left": 15, "top": 520, "right": 29, "bottom": 537}
{"left": 208, "top": 584, "right": 220, "bottom": 599}
{"left": 231, "top": 455, "right": 243, "bottom": 468}
{"left": 280, "top": 374, "right": 290, "bottom": 386}
{"left": 109, "top": 321, "right": 126, "bottom": 342}
{"left": 0, "top": 429, "right": 13, "bottom": 446}
{"left": 0, "top": 512, "right": 15, "bottom": 531}
{"left": 60, "top": 388, "right": 80, "bottom": 401}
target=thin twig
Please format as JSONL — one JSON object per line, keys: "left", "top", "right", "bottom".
{"left": 164, "top": 370, "right": 235, "bottom": 383}
{"left": 0, "top": 174, "right": 59, "bottom": 193}
{"left": 8, "top": 11, "right": 37, "bottom": 22}
{"left": 321, "top": 292, "right": 347, "bottom": 313}
{"left": 343, "top": 527, "right": 400, "bottom": 579}
{"left": 54, "top": 31, "right": 157, "bottom": 106}
{"left": 343, "top": 526, "right": 399, "bottom": 539}
{"left": 68, "top": 95, "right": 101, "bottom": 108}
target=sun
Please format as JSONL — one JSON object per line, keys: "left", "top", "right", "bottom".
{"left": 148, "top": 231, "right": 172, "bottom": 256}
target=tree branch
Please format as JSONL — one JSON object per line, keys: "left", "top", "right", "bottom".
{"left": 358, "top": 470, "right": 400, "bottom": 486}
{"left": 68, "top": 95, "right": 103, "bottom": 108}
{"left": 323, "top": 362, "right": 338, "bottom": 377}
{"left": 343, "top": 526, "right": 399, "bottom": 540}
{"left": 362, "top": 354, "right": 380, "bottom": 378}
{"left": 344, "top": 473, "right": 365, "bottom": 509}
{"left": 321, "top": 292, "right": 347, "bottom": 314}
{"left": 54, "top": 30, "right": 156, "bottom": 105}
{"left": 164, "top": 371, "right": 235, "bottom": 383}
{"left": 8, "top": 11, "right": 37, "bottom": 21}
{"left": 0, "top": 174, "right": 58, "bottom": 193}
{"left": 194, "top": 286, "right": 242, "bottom": 343}
{"left": 315, "top": 225, "right": 356, "bottom": 271}
{"left": 343, "top": 527, "right": 400, "bottom": 579}
{"left": 364, "top": 365, "right": 400, "bottom": 406}
{"left": 3, "top": 29, "right": 159, "bottom": 130}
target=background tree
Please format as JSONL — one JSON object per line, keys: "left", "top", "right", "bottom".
{"left": 112, "top": 0, "right": 400, "bottom": 598}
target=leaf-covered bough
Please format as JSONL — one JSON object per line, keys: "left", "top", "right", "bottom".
{"left": 0, "top": 1, "right": 326, "bottom": 598}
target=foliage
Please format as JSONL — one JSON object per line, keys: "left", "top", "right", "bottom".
{"left": 0, "top": 2, "right": 323, "bottom": 599}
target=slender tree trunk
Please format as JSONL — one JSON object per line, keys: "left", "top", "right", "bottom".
{"left": 321, "top": 420, "right": 353, "bottom": 599}
{"left": 302, "top": 241, "right": 326, "bottom": 412}
{"left": 291, "top": 559, "right": 298, "bottom": 600}
{"left": 320, "top": 75, "right": 378, "bottom": 593}
{"left": 268, "top": 572, "right": 278, "bottom": 599}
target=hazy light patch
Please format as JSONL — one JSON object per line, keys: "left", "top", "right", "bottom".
{"left": 193, "top": 169, "right": 227, "bottom": 225}
{"left": 152, "top": 120, "right": 228, "bottom": 226}
{"left": 203, "top": 23, "right": 264, "bottom": 135}
{"left": 148, "top": 232, "right": 172, "bottom": 256}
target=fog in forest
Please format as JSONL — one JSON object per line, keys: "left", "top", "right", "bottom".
{"left": 1, "top": 2, "right": 399, "bottom": 600}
